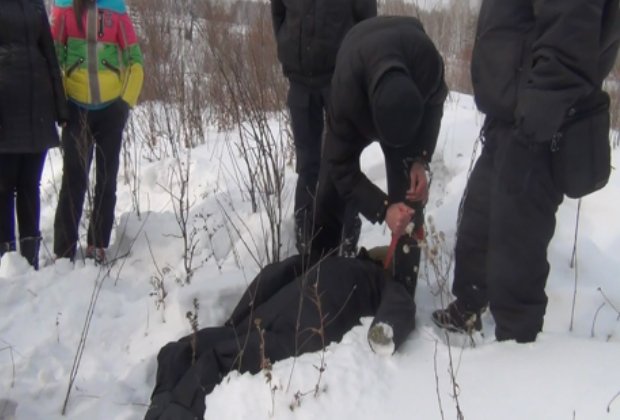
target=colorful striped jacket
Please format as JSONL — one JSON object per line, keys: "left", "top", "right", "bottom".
{"left": 51, "top": 0, "right": 144, "bottom": 108}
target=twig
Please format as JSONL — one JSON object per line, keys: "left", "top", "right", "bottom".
{"left": 433, "top": 340, "right": 446, "bottom": 420}
{"left": 590, "top": 303, "right": 606, "bottom": 338}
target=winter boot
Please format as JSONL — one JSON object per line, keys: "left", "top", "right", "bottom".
{"left": 0, "top": 240, "right": 16, "bottom": 257}
{"left": 19, "top": 237, "right": 41, "bottom": 270}
{"left": 431, "top": 300, "right": 482, "bottom": 334}
{"left": 85, "top": 245, "right": 107, "bottom": 264}
{"left": 367, "top": 322, "right": 395, "bottom": 356}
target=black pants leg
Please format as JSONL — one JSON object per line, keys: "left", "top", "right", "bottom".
{"left": 54, "top": 101, "right": 127, "bottom": 257}
{"left": 288, "top": 81, "right": 328, "bottom": 225}
{"left": 0, "top": 153, "right": 45, "bottom": 267}
{"left": 382, "top": 144, "right": 424, "bottom": 297}
{"left": 16, "top": 152, "right": 46, "bottom": 268}
{"left": 54, "top": 104, "right": 95, "bottom": 258}
{"left": 87, "top": 101, "right": 127, "bottom": 248}
{"left": 0, "top": 154, "right": 18, "bottom": 250}
{"left": 452, "top": 137, "right": 495, "bottom": 312}
{"left": 453, "top": 121, "right": 563, "bottom": 342}
{"left": 147, "top": 326, "right": 292, "bottom": 420}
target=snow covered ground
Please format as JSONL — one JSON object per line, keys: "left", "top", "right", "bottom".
{"left": 1, "top": 93, "right": 619, "bottom": 420}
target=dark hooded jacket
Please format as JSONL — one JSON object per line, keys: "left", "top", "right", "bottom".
{"left": 0, "top": 0, "right": 68, "bottom": 154}
{"left": 271, "top": 0, "right": 377, "bottom": 87}
{"left": 323, "top": 16, "right": 448, "bottom": 223}
{"left": 145, "top": 251, "right": 415, "bottom": 420}
{"left": 472, "top": 0, "right": 620, "bottom": 142}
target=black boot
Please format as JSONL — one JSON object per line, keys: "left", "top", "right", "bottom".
{"left": 19, "top": 237, "right": 41, "bottom": 270}
{"left": 431, "top": 300, "right": 482, "bottom": 334}
{"left": 0, "top": 241, "right": 16, "bottom": 265}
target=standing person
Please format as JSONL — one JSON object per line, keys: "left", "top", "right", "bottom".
{"left": 312, "top": 16, "right": 448, "bottom": 299}
{"left": 432, "top": 0, "right": 620, "bottom": 342}
{"left": 0, "top": 0, "right": 69, "bottom": 269}
{"left": 144, "top": 248, "right": 415, "bottom": 420}
{"left": 270, "top": 0, "right": 377, "bottom": 254}
{"left": 51, "top": 0, "right": 144, "bottom": 263}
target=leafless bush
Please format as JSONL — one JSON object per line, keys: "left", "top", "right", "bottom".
{"left": 197, "top": 1, "right": 290, "bottom": 265}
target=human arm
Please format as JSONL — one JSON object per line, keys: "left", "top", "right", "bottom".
{"left": 323, "top": 122, "right": 391, "bottom": 224}
{"left": 38, "top": 4, "right": 69, "bottom": 124}
{"left": 515, "top": 0, "right": 609, "bottom": 142}
{"left": 116, "top": 12, "right": 144, "bottom": 107}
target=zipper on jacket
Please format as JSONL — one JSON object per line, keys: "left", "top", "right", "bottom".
{"left": 102, "top": 59, "right": 121, "bottom": 78}
{"left": 87, "top": 3, "right": 101, "bottom": 104}
{"left": 66, "top": 57, "right": 85, "bottom": 77}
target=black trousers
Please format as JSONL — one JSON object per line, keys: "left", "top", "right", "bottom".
{"left": 145, "top": 326, "right": 296, "bottom": 420}
{"left": 287, "top": 80, "right": 330, "bottom": 226}
{"left": 0, "top": 152, "right": 46, "bottom": 265}
{"left": 452, "top": 120, "right": 563, "bottom": 342}
{"left": 53, "top": 100, "right": 128, "bottom": 258}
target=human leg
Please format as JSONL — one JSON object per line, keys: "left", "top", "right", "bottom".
{"left": 0, "top": 154, "right": 18, "bottom": 255}
{"left": 288, "top": 81, "right": 326, "bottom": 252}
{"left": 53, "top": 104, "right": 94, "bottom": 259}
{"left": 431, "top": 126, "right": 496, "bottom": 332}
{"left": 15, "top": 152, "right": 47, "bottom": 268}
{"left": 487, "top": 126, "right": 562, "bottom": 342}
{"left": 87, "top": 100, "right": 128, "bottom": 251}
{"left": 146, "top": 327, "right": 292, "bottom": 420}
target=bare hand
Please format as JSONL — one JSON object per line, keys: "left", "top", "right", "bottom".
{"left": 385, "top": 202, "right": 414, "bottom": 236}
{"left": 405, "top": 162, "right": 429, "bottom": 203}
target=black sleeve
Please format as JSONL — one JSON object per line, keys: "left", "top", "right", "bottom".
{"left": 414, "top": 81, "right": 447, "bottom": 163}
{"left": 38, "top": 6, "right": 69, "bottom": 123}
{"left": 354, "top": 0, "right": 378, "bottom": 22}
{"left": 226, "top": 256, "right": 305, "bottom": 326}
{"left": 324, "top": 123, "right": 389, "bottom": 224}
{"left": 270, "top": 0, "right": 286, "bottom": 36}
{"left": 371, "top": 279, "right": 416, "bottom": 351}
{"left": 515, "top": 0, "right": 608, "bottom": 142}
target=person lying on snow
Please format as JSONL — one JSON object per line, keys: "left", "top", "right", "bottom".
{"left": 144, "top": 246, "right": 416, "bottom": 420}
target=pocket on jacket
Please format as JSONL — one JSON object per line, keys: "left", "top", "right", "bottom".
{"left": 471, "top": 31, "right": 527, "bottom": 120}
{"left": 551, "top": 91, "right": 611, "bottom": 198}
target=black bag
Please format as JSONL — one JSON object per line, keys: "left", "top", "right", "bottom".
{"left": 550, "top": 90, "right": 612, "bottom": 199}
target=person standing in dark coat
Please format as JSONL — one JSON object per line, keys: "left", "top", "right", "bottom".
{"left": 270, "top": 0, "right": 377, "bottom": 254}
{"left": 432, "top": 0, "right": 620, "bottom": 342}
{"left": 144, "top": 249, "right": 415, "bottom": 420}
{"left": 0, "top": 0, "right": 69, "bottom": 269}
{"left": 311, "top": 16, "right": 448, "bottom": 297}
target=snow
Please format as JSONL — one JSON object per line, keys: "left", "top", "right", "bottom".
{"left": 1, "top": 92, "right": 619, "bottom": 420}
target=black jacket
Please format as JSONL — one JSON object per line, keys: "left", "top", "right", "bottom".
{"left": 271, "top": 0, "right": 377, "bottom": 87}
{"left": 0, "top": 0, "right": 68, "bottom": 154}
{"left": 227, "top": 252, "right": 415, "bottom": 353}
{"left": 471, "top": 0, "right": 620, "bottom": 142}
{"left": 324, "top": 16, "right": 448, "bottom": 223}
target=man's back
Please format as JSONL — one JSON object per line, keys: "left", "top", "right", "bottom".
{"left": 271, "top": 0, "right": 377, "bottom": 86}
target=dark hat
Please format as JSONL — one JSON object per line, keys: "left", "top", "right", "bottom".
{"left": 371, "top": 71, "right": 423, "bottom": 148}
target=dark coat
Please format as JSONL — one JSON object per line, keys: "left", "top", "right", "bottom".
{"left": 145, "top": 252, "right": 415, "bottom": 420}
{"left": 323, "top": 16, "right": 448, "bottom": 223}
{"left": 227, "top": 253, "right": 390, "bottom": 351}
{"left": 271, "top": 0, "right": 377, "bottom": 87}
{"left": 0, "top": 0, "right": 68, "bottom": 154}
{"left": 472, "top": 0, "right": 620, "bottom": 142}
